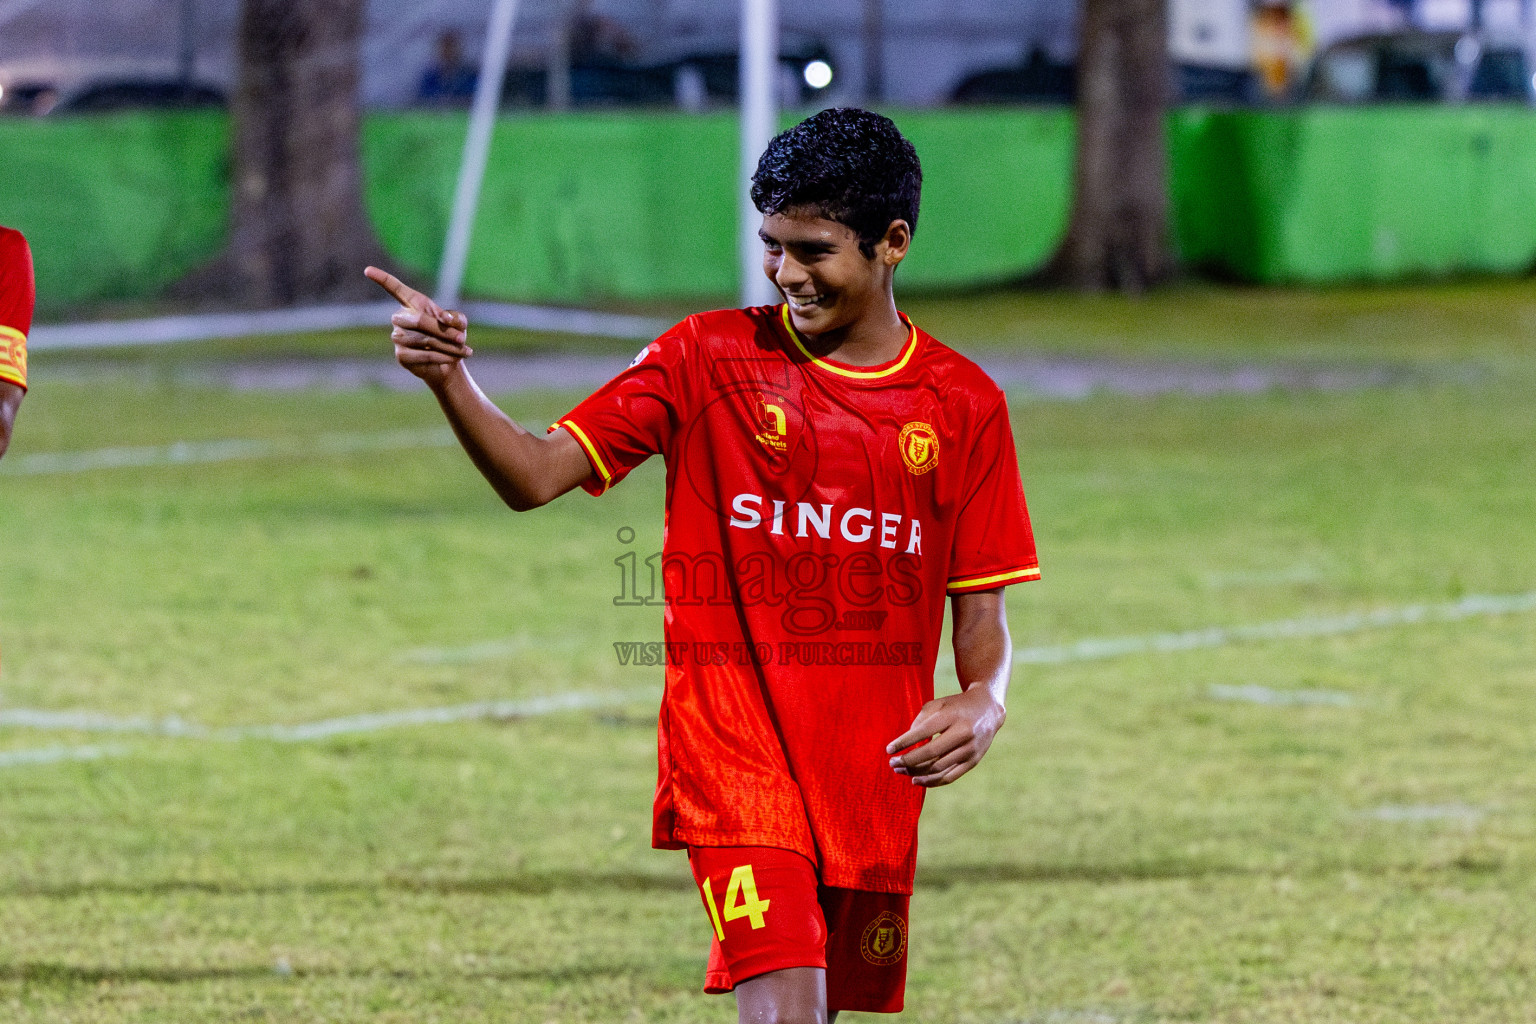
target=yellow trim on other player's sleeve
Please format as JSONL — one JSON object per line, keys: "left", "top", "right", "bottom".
{"left": 558, "top": 418, "right": 614, "bottom": 493}
{"left": 946, "top": 566, "right": 1041, "bottom": 592}
{"left": 0, "top": 324, "right": 26, "bottom": 389}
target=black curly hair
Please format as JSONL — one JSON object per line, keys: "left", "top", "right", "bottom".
{"left": 750, "top": 108, "right": 922, "bottom": 258}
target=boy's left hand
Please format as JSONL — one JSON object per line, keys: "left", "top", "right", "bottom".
{"left": 886, "top": 685, "right": 1006, "bottom": 787}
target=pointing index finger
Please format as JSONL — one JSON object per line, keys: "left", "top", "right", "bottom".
{"left": 364, "top": 266, "right": 424, "bottom": 309}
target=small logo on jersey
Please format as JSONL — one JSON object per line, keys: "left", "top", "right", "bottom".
{"left": 860, "top": 911, "right": 908, "bottom": 965}
{"left": 627, "top": 344, "right": 655, "bottom": 369}
{"left": 755, "top": 400, "right": 789, "bottom": 452}
{"left": 898, "top": 421, "right": 939, "bottom": 475}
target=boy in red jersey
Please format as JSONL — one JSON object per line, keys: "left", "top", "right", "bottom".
{"left": 367, "top": 108, "right": 1037, "bottom": 1022}
{"left": 0, "top": 225, "right": 33, "bottom": 459}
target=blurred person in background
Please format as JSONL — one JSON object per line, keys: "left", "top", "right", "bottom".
{"left": 418, "top": 30, "right": 478, "bottom": 105}
{"left": 569, "top": 0, "right": 637, "bottom": 63}
{"left": 1254, "top": 1, "right": 1314, "bottom": 100}
{"left": 0, "top": 225, "right": 32, "bottom": 459}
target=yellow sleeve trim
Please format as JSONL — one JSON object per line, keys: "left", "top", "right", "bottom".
{"left": 558, "top": 418, "right": 614, "bottom": 493}
{"left": 947, "top": 566, "right": 1041, "bottom": 592}
{"left": 0, "top": 324, "right": 26, "bottom": 389}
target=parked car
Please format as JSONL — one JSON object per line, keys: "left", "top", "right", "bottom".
{"left": 501, "top": 44, "right": 834, "bottom": 109}
{"left": 949, "top": 48, "right": 1254, "bottom": 105}
{"left": 0, "top": 81, "right": 60, "bottom": 115}
{"left": 666, "top": 45, "right": 835, "bottom": 105}
{"left": 53, "top": 79, "right": 226, "bottom": 114}
{"left": 950, "top": 48, "right": 1075, "bottom": 105}
{"left": 1177, "top": 63, "right": 1256, "bottom": 104}
{"left": 1304, "top": 31, "right": 1532, "bottom": 103}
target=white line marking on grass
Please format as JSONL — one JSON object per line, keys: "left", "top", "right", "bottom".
{"left": 1365, "top": 803, "right": 1486, "bottom": 824}
{"left": 29, "top": 301, "right": 668, "bottom": 350}
{"left": 464, "top": 301, "right": 670, "bottom": 341}
{"left": 1207, "top": 684, "right": 1357, "bottom": 707}
{"left": 1012, "top": 591, "right": 1536, "bottom": 665}
{"left": 0, "top": 428, "right": 457, "bottom": 477}
{"left": 5, "top": 590, "right": 1533, "bottom": 764}
{"left": 399, "top": 638, "right": 531, "bottom": 665}
{"left": 226, "top": 689, "right": 653, "bottom": 742}
{"left": 398, "top": 635, "right": 583, "bottom": 665}
{"left": 30, "top": 303, "right": 404, "bottom": 349}
{"left": 0, "top": 744, "right": 126, "bottom": 767}
{"left": 1024, "top": 1011, "right": 1122, "bottom": 1024}
{"left": 0, "top": 708, "right": 207, "bottom": 735}
{"left": 0, "top": 689, "right": 658, "bottom": 758}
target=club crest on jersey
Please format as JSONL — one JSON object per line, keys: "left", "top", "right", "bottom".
{"left": 755, "top": 399, "right": 789, "bottom": 452}
{"left": 860, "top": 911, "right": 908, "bottom": 965}
{"left": 898, "top": 421, "right": 939, "bottom": 475}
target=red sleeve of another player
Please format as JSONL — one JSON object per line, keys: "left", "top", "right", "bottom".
{"left": 0, "top": 229, "right": 35, "bottom": 391}
{"left": 551, "top": 319, "right": 694, "bottom": 496}
{"left": 946, "top": 397, "right": 1039, "bottom": 593}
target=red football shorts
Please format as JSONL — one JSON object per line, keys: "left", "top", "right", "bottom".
{"left": 687, "top": 845, "right": 909, "bottom": 1014}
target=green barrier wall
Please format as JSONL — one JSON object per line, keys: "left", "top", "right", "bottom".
{"left": 1171, "top": 106, "right": 1536, "bottom": 282}
{"left": 2, "top": 105, "right": 1535, "bottom": 313}
{"left": 363, "top": 108, "right": 1076, "bottom": 303}
{"left": 0, "top": 112, "right": 230, "bottom": 311}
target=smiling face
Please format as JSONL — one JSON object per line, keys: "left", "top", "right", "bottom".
{"left": 759, "top": 208, "right": 911, "bottom": 339}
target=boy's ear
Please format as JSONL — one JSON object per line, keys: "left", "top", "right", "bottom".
{"left": 879, "top": 219, "right": 912, "bottom": 266}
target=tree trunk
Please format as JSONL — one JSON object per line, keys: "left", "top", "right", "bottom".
{"left": 1046, "top": 0, "right": 1173, "bottom": 292}
{"left": 186, "top": 0, "right": 389, "bottom": 306}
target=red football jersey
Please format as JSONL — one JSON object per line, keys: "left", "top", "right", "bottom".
{"left": 556, "top": 305, "right": 1038, "bottom": 893}
{"left": 0, "top": 227, "right": 35, "bottom": 391}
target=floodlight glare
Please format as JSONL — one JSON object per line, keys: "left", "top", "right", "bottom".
{"left": 803, "top": 60, "right": 833, "bottom": 90}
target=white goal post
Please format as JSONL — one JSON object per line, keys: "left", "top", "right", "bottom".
{"left": 436, "top": 0, "right": 779, "bottom": 312}
{"left": 31, "top": 0, "right": 780, "bottom": 346}
{"left": 739, "top": 0, "right": 780, "bottom": 308}
{"left": 435, "top": 0, "right": 522, "bottom": 309}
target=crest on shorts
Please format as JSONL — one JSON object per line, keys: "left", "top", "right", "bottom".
{"left": 898, "top": 421, "right": 939, "bottom": 475}
{"left": 860, "top": 911, "right": 908, "bottom": 965}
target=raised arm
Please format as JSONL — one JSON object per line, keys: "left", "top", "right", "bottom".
{"left": 886, "top": 588, "right": 1012, "bottom": 787}
{"left": 0, "top": 380, "right": 22, "bottom": 460}
{"left": 366, "top": 267, "right": 592, "bottom": 511}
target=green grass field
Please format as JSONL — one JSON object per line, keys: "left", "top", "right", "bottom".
{"left": 3, "top": 282, "right": 1536, "bottom": 1022}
